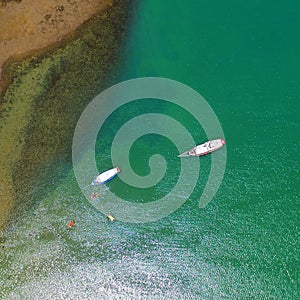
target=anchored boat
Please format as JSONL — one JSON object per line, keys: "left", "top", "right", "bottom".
{"left": 91, "top": 167, "right": 121, "bottom": 186}
{"left": 178, "top": 139, "right": 226, "bottom": 157}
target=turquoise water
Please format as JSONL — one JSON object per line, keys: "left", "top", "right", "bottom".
{"left": 1, "top": 0, "right": 299, "bottom": 298}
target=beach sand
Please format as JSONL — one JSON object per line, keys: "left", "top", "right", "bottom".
{"left": 0, "top": 0, "right": 131, "bottom": 231}
{"left": 0, "top": 0, "right": 113, "bottom": 88}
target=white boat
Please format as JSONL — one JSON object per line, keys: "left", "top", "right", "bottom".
{"left": 178, "top": 139, "right": 226, "bottom": 157}
{"left": 91, "top": 167, "right": 121, "bottom": 185}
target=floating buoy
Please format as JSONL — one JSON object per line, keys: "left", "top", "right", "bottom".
{"left": 68, "top": 220, "right": 75, "bottom": 228}
{"left": 91, "top": 192, "right": 99, "bottom": 199}
{"left": 107, "top": 214, "right": 115, "bottom": 222}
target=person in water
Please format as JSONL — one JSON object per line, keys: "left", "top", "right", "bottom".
{"left": 91, "top": 192, "right": 99, "bottom": 199}
{"left": 68, "top": 220, "right": 75, "bottom": 228}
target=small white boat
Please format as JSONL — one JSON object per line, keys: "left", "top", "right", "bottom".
{"left": 91, "top": 167, "right": 121, "bottom": 185}
{"left": 178, "top": 139, "right": 226, "bottom": 157}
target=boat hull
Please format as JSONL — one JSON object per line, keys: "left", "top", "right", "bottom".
{"left": 178, "top": 139, "right": 225, "bottom": 157}
{"left": 91, "top": 167, "right": 121, "bottom": 185}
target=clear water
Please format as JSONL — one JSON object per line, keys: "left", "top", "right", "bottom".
{"left": 1, "top": 0, "right": 299, "bottom": 298}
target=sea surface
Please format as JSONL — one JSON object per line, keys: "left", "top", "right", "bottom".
{"left": 1, "top": 0, "right": 299, "bottom": 298}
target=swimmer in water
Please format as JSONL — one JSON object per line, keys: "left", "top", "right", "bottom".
{"left": 91, "top": 192, "right": 99, "bottom": 199}
{"left": 68, "top": 220, "right": 75, "bottom": 228}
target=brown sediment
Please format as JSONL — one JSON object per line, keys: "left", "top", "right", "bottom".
{"left": 0, "top": 0, "right": 132, "bottom": 231}
{"left": 0, "top": 0, "right": 114, "bottom": 93}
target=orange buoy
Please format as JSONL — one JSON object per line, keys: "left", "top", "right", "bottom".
{"left": 107, "top": 214, "right": 115, "bottom": 222}
{"left": 68, "top": 220, "right": 75, "bottom": 228}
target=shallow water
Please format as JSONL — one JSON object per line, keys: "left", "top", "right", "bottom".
{"left": 1, "top": 0, "right": 299, "bottom": 298}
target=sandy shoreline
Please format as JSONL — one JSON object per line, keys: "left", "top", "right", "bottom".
{"left": 0, "top": 0, "right": 113, "bottom": 89}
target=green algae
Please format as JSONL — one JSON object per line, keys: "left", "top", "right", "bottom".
{"left": 0, "top": 0, "right": 132, "bottom": 230}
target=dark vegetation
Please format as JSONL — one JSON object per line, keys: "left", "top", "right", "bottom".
{"left": 1, "top": 0, "right": 22, "bottom": 7}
